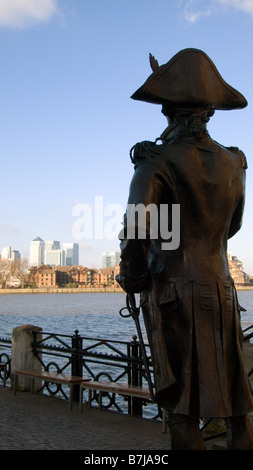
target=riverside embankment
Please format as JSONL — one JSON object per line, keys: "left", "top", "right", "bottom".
{"left": 0, "top": 287, "right": 124, "bottom": 294}
{"left": 0, "top": 286, "right": 251, "bottom": 294}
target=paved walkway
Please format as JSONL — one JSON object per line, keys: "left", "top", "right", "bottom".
{"left": 0, "top": 386, "right": 226, "bottom": 453}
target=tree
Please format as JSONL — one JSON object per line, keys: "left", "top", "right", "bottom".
{"left": 0, "top": 259, "right": 12, "bottom": 288}
{"left": 0, "top": 257, "right": 29, "bottom": 288}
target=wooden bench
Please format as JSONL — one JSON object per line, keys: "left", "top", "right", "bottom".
{"left": 0, "top": 363, "right": 8, "bottom": 387}
{"left": 13, "top": 369, "right": 90, "bottom": 410}
{"left": 79, "top": 380, "right": 167, "bottom": 433}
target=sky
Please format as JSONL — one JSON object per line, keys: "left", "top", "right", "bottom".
{"left": 0, "top": 0, "right": 253, "bottom": 272}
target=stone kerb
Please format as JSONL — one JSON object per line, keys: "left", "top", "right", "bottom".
{"left": 11, "top": 324, "right": 42, "bottom": 392}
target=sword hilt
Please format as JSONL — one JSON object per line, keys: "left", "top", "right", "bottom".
{"left": 119, "top": 293, "right": 140, "bottom": 319}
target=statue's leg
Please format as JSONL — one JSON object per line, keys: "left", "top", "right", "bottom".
{"left": 226, "top": 415, "right": 253, "bottom": 450}
{"left": 167, "top": 412, "right": 206, "bottom": 450}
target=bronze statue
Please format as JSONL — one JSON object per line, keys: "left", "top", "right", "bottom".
{"left": 118, "top": 49, "right": 253, "bottom": 450}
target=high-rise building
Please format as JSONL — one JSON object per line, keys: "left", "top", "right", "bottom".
{"left": 62, "top": 243, "right": 79, "bottom": 266}
{"left": 30, "top": 237, "right": 45, "bottom": 266}
{"left": 1, "top": 246, "right": 21, "bottom": 261}
{"left": 29, "top": 238, "right": 79, "bottom": 267}
{"left": 1, "top": 246, "right": 12, "bottom": 260}
{"left": 11, "top": 250, "right": 21, "bottom": 261}
{"left": 44, "top": 240, "right": 62, "bottom": 266}
{"left": 102, "top": 251, "right": 120, "bottom": 268}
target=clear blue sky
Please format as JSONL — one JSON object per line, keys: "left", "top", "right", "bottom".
{"left": 0, "top": 0, "right": 253, "bottom": 272}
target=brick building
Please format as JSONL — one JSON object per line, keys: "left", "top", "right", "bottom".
{"left": 34, "top": 265, "right": 56, "bottom": 288}
{"left": 98, "top": 265, "right": 120, "bottom": 286}
{"left": 69, "top": 266, "right": 100, "bottom": 287}
{"left": 54, "top": 266, "right": 71, "bottom": 286}
{"left": 29, "top": 251, "right": 249, "bottom": 289}
{"left": 228, "top": 252, "right": 250, "bottom": 286}
{"left": 28, "top": 264, "right": 121, "bottom": 288}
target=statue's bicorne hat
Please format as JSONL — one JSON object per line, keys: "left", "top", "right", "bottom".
{"left": 131, "top": 48, "right": 247, "bottom": 110}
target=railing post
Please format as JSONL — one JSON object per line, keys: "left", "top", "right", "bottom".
{"left": 11, "top": 324, "right": 42, "bottom": 392}
{"left": 129, "top": 335, "right": 143, "bottom": 417}
{"left": 71, "top": 330, "right": 82, "bottom": 402}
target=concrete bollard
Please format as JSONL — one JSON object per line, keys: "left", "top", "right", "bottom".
{"left": 11, "top": 324, "right": 42, "bottom": 392}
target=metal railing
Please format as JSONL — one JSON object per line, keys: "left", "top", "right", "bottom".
{"left": 30, "top": 329, "right": 157, "bottom": 418}
{"left": 0, "top": 324, "right": 252, "bottom": 431}
{"left": 244, "top": 325, "right": 253, "bottom": 379}
{"left": 0, "top": 336, "right": 11, "bottom": 384}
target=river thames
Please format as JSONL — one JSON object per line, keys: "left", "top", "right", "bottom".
{"left": 0, "top": 290, "right": 253, "bottom": 340}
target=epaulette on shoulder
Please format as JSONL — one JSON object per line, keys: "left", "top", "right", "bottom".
{"left": 130, "top": 140, "right": 160, "bottom": 165}
{"left": 227, "top": 146, "right": 248, "bottom": 169}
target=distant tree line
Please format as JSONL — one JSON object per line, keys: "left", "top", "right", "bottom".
{"left": 0, "top": 258, "right": 29, "bottom": 288}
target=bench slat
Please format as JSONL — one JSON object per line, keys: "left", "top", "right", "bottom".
{"left": 14, "top": 370, "right": 87, "bottom": 384}
{"left": 14, "top": 370, "right": 90, "bottom": 411}
{"left": 80, "top": 380, "right": 152, "bottom": 398}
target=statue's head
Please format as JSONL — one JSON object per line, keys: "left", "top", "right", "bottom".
{"left": 131, "top": 48, "right": 247, "bottom": 113}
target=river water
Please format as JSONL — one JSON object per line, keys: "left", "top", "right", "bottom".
{"left": 0, "top": 290, "right": 252, "bottom": 340}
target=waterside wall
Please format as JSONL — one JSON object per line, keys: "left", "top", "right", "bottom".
{"left": 0, "top": 286, "right": 251, "bottom": 294}
{"left": 0, "top": 286, "right": 124, "bottom": 294}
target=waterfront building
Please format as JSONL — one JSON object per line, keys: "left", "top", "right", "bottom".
{"left": 54, "top": 266, "right": 71, "bottom": 286}
{"left": 69, "top": 266, "right": 88, "bottom": 286}
{"left": 27, "top": 263, "right": 120, "bottom": 288}
{"left": 98, "top": 265, "right": 120, "bottom": 286}
{"left": 34, "top": 264, "right": 56, "bottom": 287}
{"left": 29, "top": 237, "right": 45, "bottom": 266}
{"left": 86, "top": 268, "right": 100, "bottom": 286}
{"left": 27, "top": 251, "right": 249, "bottom": 290}
{"left": 6, "top": 277, "right": 21, "bottom": 288}
{"left": 102, "top": 251, "right": 120, "bottom": 268}
{"left": 228, "top": 250, "right": 249, "bottom": 285}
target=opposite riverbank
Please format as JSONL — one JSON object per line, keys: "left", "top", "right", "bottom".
{"left": 0, "top": 286, "right": 252, "bottom": 294}
{"left": 0, "top": 287, "right": 124, "bottom": 294}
